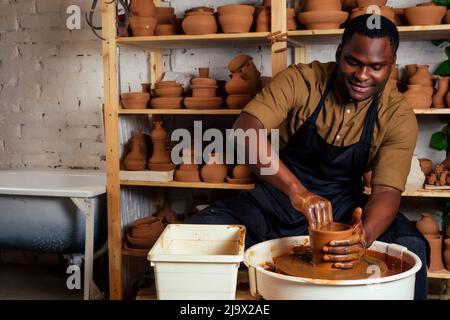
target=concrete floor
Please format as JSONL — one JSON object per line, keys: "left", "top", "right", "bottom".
{"left": 0, "top": 263, "right": 83, "bottom": 300}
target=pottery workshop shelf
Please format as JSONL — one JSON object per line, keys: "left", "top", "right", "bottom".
{"left": 428, "top": 269, "right": 450, "bottom": 280}
{"left": 116, "top": 32, "right": 271, "bottom": 49}
{"left": 288, "top": 24, "right": 450, "bottom": 45}
{"left": 119, "top": 109, "right": 242, "bottom": 115}
{"left": 402, "top": 189, "right": 450, "bottom": 198}
{"left": 414, "top": 109, "right": 450, "bottom": 115}
{"left": 120, "top": 180, "right": 255, "bottom": 190}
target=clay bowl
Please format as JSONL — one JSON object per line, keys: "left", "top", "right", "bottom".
{"left": 154, "top": 86, "right": 184, "bottom": 97}
{"left": 132, "top": 221, "right": 166, "bottom": 237}
{"left": 174, "top": 169, "right": 201, "bottom": 182}
{"left": 226, "top": 94, "right": 253, "bottom": 109}
{"left": 191, "top": 85, "right": 218, "bottom": 98}
{"left": 184, "top": 97, "right": 223, "bottom": 109}
{"left": 127, "top": 233, "right": 158, "bottom": 249}
{"left": 217, "top": 4, "right": 255, "bottom": 16}
{"left": 156, "top": 24, "right": 177, "bottom": 36}
{"left": 303, "top": 0, "right": 342, "bottom": 12}
{"left": 356, "top": 0, "right": 387, "bottom": 7}
{"left": 129, "top": 16, "right": 157, "bottom": 36}
{"left": 350, "top": 6, "right": 395, "bottom": 23}
{"left": 309, "top": 222, "right": 354, "bottom": 268}
{"left": 219, "top": 14, "right": 253, "bottom": 33}
{"left": 404, "top": 5, "right": 447, "bottom": 26}
{"left": 191, "top": 77, "right": 217, "bottom": 86}
{"left": 186, "top": 6, "right": 215, "bottom": 14}
{"left": 226, "top": 176, "right": 254, "bottom": 184}
{"left": 133, "top": 215, "right": 164, "bottom": 227}
{"left": 182, "top": 12, "right": 218, "bottom": 35}
{"left": 150, "top": 97, "right": 184, "bottom": 109}
{"left": 198, "top": 67, "right": 210, "bottom": 78}
{"left": 298, "top": 10, "right": 348, "bottom": 29}
{"left": 232, "top": 164, "right": 252, "bottom": 179}
{"left": 228, "top": 54, "right": 252, "bottom": 73}
{"left": 155, "top": 81, "right": 180, "bottom": 88}
{"left": 445, "top": 10, "right": 450, "bottom": 24}
{"left": 121, "top": 92, "right": 150, "bottom": 109}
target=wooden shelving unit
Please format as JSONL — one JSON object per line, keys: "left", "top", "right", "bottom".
{"left": 102, "top": 0, "right": 450, "bottom": 299}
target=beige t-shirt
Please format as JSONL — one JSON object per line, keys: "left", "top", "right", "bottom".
{"left": 243, "top": 61, "right": 418, "bottom": 192}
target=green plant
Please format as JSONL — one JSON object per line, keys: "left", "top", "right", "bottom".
{"left": 432, "top": 40, "right": 450, "bottom": 76}
{"left": 433, "top": 0, "right": 450, "bottom": 8}
{"left": 431, "top": 124, "right": 450, "bottom": 150}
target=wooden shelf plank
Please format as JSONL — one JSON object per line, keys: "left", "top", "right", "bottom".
{"left": 402, "top": 189, "right": 450, "bottom": 198}
{"left": 121, "top": 180, "right": 255, "bottom": 190}
{"left": 428, "top": 269, "right": 450, "bottom": 279}
{"left": 414, "top": 109, "right": 450, "bottom": 115}
{"left": 117, "top": 32, "right": 270, "bottom": 49}
{"left": 119, "top": 108, "right": 242, "bottom": 115}
{"left": 288, "top": 24, "right": 450, "bottom": 44}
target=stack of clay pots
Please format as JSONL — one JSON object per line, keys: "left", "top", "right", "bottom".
{"left": 403, "top": 64, "right": 435, "bottom": 109}
{"left": 129, "top": 0, "right": 157, "bottom": 36}
{"left": 151, "top": 81, "right": 184, "bottom": 109}
{"left": 350, "top": 0, "right": 395, "bottom": 23}
{"left": 147, "top": 121, "right": 176, "bottom": 171}
{"left": 298, "top": 0, "right": 348, "bottom": 30}
{"left": 404, "top": 2, "right": 447, "bottom": 26}
{"left": 218, "top": 4, "right": 255, "bottom": 33}
{"left": 226, "top": 164, "right": 254, "bottom": 184}
{"left": 416, "top": 213, "right": 447, "bottom": 271}
{"left": 121, "top": 91, "right": 150, "bottom": 109}
{"left": 255, "top": 1, "right": 297, "bottom": 32}
{"left": 124, "top": 216, "right": 166, "bottom": 255}
{"left": 123, "top": 132, "right": 149, "bottom": 171}
{"left": 185, "top": 68, "right": 223, "bottom": 109}
{"left": 182, "top": 7, "right": 218, "bottom": 35}
{"left": 200, "top": 153, "right": 228, "bottom": 183}
{"left": 174, "top": 148, "right": 201, "bottom": 182}
{"left": 225, "top": 54, "right": 261, "bottom": 109}
{"left": 155, "top": 6, "right": 177, "bottom": 36}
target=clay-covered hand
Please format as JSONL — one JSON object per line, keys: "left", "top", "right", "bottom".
{"left": 290, "top": 191, "right": 333, "bottom": 229}
{"left": 322, "top": 207, "right": 367, "bottom": 269}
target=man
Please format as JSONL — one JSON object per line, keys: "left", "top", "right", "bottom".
{"left": 187, "top": 14, "right": 428, "bottom": 299}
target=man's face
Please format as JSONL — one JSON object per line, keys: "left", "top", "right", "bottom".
{"left": 336, "top": 33, "right": 396, "bottom": 102}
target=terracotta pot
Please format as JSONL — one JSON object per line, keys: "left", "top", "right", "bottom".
{"left": 287, "top": 8, "right": 297, "bottom": 31}
{"left": 133, "top": 215, "right": 163, "bottom": 227}
{"left": 424, "top": 234, "right": 445, "bottom": 271}
{"left": 298, "top": 10, "right": 348, "bottom": 29}
{"left": 174, "top": 169, "right": 201, "bottom": 182}
{"left": 131, "top": 223, "right": 165, "bottom": 239}
{"left": 191, "top": 85, "right": 218, "bottom": 98}
{"left": 309, "top": 222, "right": 354, "bottom": 268}
{"left": 445, "top": 10, "right": 450, "bottom": 24}
{"left": 184, "top": 97, "right": 223, "bottom": 109}
{"left": 356, "top": 0, "right": 387, "bottom": 7}
{"left": 404, "top": 85, "right": 432, "bottom": 109}
{"left": 186, "top": 7, "right": 214, "bottom": 14}
{"left": 232, "top": 165, "right": 252, "bottom": 179}
{"left": 403, "top": 64, "right": 417, "bottom": 86}
{"left": 226, "top": 94, "right": 253, "bottom": 109}
{"left": 149, "top": 121, "right": 171, "bottom": 164}
{"left": 404, "top": 5, "right": 447, "bottom": 26}
{"left": 156, "top": 7, "right": 176, "bottom": 24}
{"left": 201, "top": 153, "right": 227, "bottom": 183}
{"left": 240, "top": 60, "right": 261, "bottom": 81}
{"left": 418, "top": 158, "right": 433, "bottom": 175}
{"left": 350, "top": 6, "right": 395, "bottom": 23}
{"left": 130, "top": 0, "right": 156, "bottom": 17}
{"left": 182, "top": 13, "right": 218, "bottom": 35}
{"left": 228, "top": 54, "right": 252, "bottom": 73}
{"left": 130, "top": 16, "right": 157, "bottom": 36}
{"left": 225, "top": 73, "right": 250, "bottom": 95}
{"left": 217, "top": 4, "right": 255, "bottom": 16}
{"left": 393, "top": 8, "right": 407, "bottom": 26}
{"left": 444, "top": 238, "right": 450, "bottom": 270}
{"left": 409, "top": 64, "right": 434, "bottom": 87}
{"left": 191, "top": 77, "right": 217, "bottom": 86}
{"left": 123, "top": 133, "right": 147, "bottom": 171}
{"left": 198, "top": 67, "right": 210, "bottom": 78}
{"left": 150, "top": 97, "right": 183, "bottom": 109}
{"left": 416, "top": 213, "right": 440, "bottom": 235}
{"left": 447, "top": 91, "right": 450, "bottom": 109}
{"left": 155, "top": 81, "right": 179, "bottom": 88}
{"left": 432, "top": 77, "right": 450, "bottom": 108}
{"left": 156, "top": 24, "right": 177, "bottom": 36}
{"left": 121, "top": 92, "right": 150, "bottom": 109}
{"left": 154, "top": 86, "right": 183, "bottom": 97}
{"left": 219, "top": 14, "right": 253, "bottom": 33}
{"left": 304, "top": 0, "right": 342, "bottom": 12}
{"left": 256, "top": 6, "right": 271, "bottom": 32}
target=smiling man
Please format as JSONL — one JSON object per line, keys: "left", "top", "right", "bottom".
{"left": 187, "top": 14, "right": 428, "bottom": 299}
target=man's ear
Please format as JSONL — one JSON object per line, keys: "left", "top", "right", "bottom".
{"left": 335, "top": 44, "right": 343, "bottom": 62}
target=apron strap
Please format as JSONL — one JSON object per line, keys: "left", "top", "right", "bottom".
{"left": 359, "top": 93, "right": 380, "bottom": 145}
{"left": 308, "top": 67, "right": 337, "bottom": 124}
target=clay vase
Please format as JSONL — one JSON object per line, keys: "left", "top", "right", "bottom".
{"left": 201, "top": 153, "right": 227, "bottom": 183}
{"left": 432, "top": 77, "right": 449, "bottom": 108}
{"left": 404, "top": 85, "right": 432, "bottom": 109}
{"left": 130, "top": 0, "right": 156, "bottom": 17}
{"left": 409, "top": 65, "right": 434, "bottom": 87}
{"left": 416, "top": 213, "right": 440, "bottom": 235}
{"left": 123, "top": 133, "right": 147, "bottom": 171}
{"left": 148, "top": 121, "right": 171, "bottom": 164}
{"left": 444, "top": 238, "right": 450, "bottom": 270}
{"left": 225, "top": 73, "right": 250, "bottom": 95}
{"left": 256, "top": 6, "right": 271, "bottom": 32}
{"left": 424, "top": 234, "right": 445, "bottom": 272}
{"left": 309, "top": 223, "right": 354, "bottom": 268}
{"left": 418, "top": 158, "right": 433, "bottom": 175}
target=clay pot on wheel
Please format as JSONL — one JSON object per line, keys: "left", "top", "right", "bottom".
{"left": 416, "top": 213, "right": 440, "bottom": 235}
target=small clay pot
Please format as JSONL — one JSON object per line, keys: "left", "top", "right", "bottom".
{"left": 191, "top": 77, "right": 217, "bottom": 86}
{"left": 304, "top": 0, "right": 342, "bottom": 12}
{"left": 424, "top": 234, "right": 445, "bottom": 272}
{"left": 121, "top": 92, "right": 150, "bottom": 109}
{"left": 156, "top": 24, "right": 177, "bottom": 36}
{"left": 226, "top": 94, "right": 253, "bottom": 109}
{"left": 418, "top": 158, "right": 433, "bottom": 175}
{"left": 198, "top": 67, "right": 210, "bottom": 78}
{"left": 219, "top": 14, "right": 253, "bottom": 33}
{"left": 232, "top": 165, "right": 252, "bottom": 179}
{"left": 130, "top": 0, "right": 156, "bottom": 17}
{"left": 217, "top": 4, "right": 255, "bottom": 16}
{"left": 182, "top": 13, "right": 218, "bottom": 35}
{"left": 184, "top": 97, "right": 223, "bottom": 109}
{"left": 123, "top": 133, "right": 148, "bottom": 171}
{"left": 154, "top": 86, "right": 183, "bottom": 97}
{"left": 298, "top": 10, "right": 348, "bottom": 29}
{"left": 191, "top": 85, "right": 218, "bottom": 98}
{"left": 225, "top": 73, "right": 250, "bottom": 95}
{"left": 201, "top": 161, "right": 227, "bottom": 183}
{"left": 356, "top": 0, "right": 387, "bottom": 8}
{"left": 416, "top": 213, "right": 440, "bottom": 235}
{"left": 228, "top": 54, "right": 252, "bottom": 73}
{"left": 130, "top": 16, "right": 157, "bottom": 36}
{"left": 404, "top": 85, "right": 432, "bottom": 109}
{"left": 174, "top": 169, "right": 201, "bottom": 182}
{"left": 150, "top": 97, "right": 184, "bottom": 109}
{"left": 350, "top": 6, "right": 395, "bottom": 23}
{"left": 309, "top": 222, "right": 354, "bottom": 268}
{"left": 404, "top": 5, "right": 447, "bottom": 26}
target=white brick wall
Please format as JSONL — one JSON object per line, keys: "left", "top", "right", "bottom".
{"left": 0, "top": 0, "right": 447, "bottom": 170}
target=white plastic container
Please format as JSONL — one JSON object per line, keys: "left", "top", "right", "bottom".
{"left": 244, "top": 236, "right": 422, "bottom": 300}
{"left": 148, "top": 224, "right": 246, "bottom": 300}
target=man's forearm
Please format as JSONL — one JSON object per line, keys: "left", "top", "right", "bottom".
{"left": 362, "top": 185, "right": 401, "bottom": 246}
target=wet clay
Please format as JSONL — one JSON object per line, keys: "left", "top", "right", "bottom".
{"left": 269, "top": 245, "right": 412, "bottom": 281}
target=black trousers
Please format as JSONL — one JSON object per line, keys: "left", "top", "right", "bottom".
{"left": 186, "top": 195, "right": 429, "bottom": 300}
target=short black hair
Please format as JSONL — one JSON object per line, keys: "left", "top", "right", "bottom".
{"left": 342, "top": 14, "right": 399, "bottom": 53}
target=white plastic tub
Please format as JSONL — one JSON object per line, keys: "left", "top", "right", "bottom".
{"left": 244, "top": 236, "right": 422, "bottom": 300}
{"left": 148, "top": 224, "right": 246, "bottom": 300}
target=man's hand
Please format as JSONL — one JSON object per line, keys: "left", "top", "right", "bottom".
{"left": 290, "top": 191, "right": 333, "bottom": 229}
{"left": 322, "top": 207, "right": 367, "bottom": 269}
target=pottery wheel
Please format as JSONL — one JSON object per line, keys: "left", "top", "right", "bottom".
{"left": 275, "top": 252, "right": 388, "bottom": 281}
